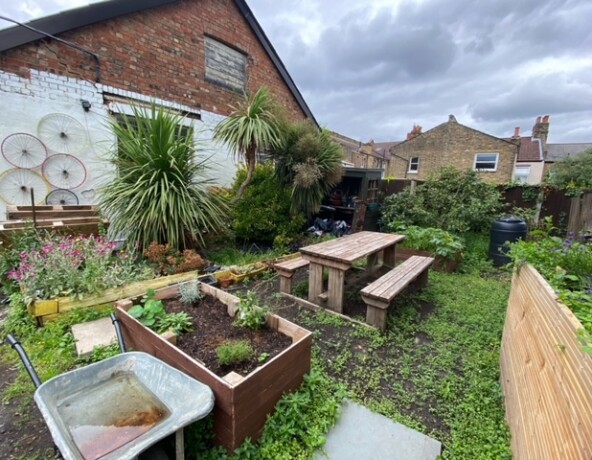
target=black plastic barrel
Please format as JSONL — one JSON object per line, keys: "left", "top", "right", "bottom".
{"left": 489, "top": 216, "right": 528, "bottom": 266}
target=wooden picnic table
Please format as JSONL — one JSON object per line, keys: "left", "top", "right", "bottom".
{"left": 299, "top": 231, "right": 405, "bottom": 313}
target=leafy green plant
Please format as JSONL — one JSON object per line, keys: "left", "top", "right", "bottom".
{"left": 100, "top": 102, "right": 229, "bottom": 250}
{"left": 545, "top": 147, "right": 592, "bottom": 196}
{"left": 216, "top": 340, "right": 254, "bottom": 366}
{"left": 213, "top": 86, "right": 283, "bottom": 203}
{"left": 234, "top": 290, "right": 269, "bottom": 330}
{"left": 128, "top": 289, "right": 192, "bottom": 334}
{"left": 271, "top": 121, "right": 343, "bottom": 217}
{"left": 8, "top": 233, "right": 152, "bottom": 302}
{"left": 179, "top": 280, "right": 202, "bottom": 305}
{"left": 258, "top": 352, "right": 270, "bottom": 363}
{"left": 0, "top": 226, "right": 43, "bottom": 296}
{"left": 396, "top": 225, "right": 465, "bottom": 260}
{"left": 230, "top": 163, "right": 305, "bottom": 243}
{"left": 382, "top": 166, "right": 503, "bottom": 233}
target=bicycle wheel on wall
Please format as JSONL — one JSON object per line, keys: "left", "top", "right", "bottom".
{"left": 1, "top": 133, "right": 48, "bottom": 169}
{"left": 42, "top": 154, "right": 87, "bottom": 189}
{"left": 37, "top": 113, "right": 88, "bottom": 154}
{"left": 0, "top": 169, "right": 49, "bottom": 205}
{"left": 45, "top": 189, "right": 79, "bottom": 205}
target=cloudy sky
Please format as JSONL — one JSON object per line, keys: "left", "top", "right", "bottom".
{"left": 2, "top": 0, "right": 591, "bottom": 143}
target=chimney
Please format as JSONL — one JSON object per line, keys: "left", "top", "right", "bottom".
{"left": 511, "top": 126, "right": 521, "bottom": 146}
{"left": 448, "top": 114, "right": 457, "bottom": 123}
{"left": 532, "top": 115, "right": 550, "bottom": 147}
{"left": 406, "top": 124, "right": 422, "bottom": 141}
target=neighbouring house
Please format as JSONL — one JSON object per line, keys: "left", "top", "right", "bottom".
{"left": 330, "top": 132, "right": 393, "bottom": 172}
{"left": 0, "top": 0, "right": 315, "bottom": 219}
{"left": 387, "top": 115, "right": 517, "bottom": 183}
{"left": 544, "top": 142, "right": 592, "bottom": 178}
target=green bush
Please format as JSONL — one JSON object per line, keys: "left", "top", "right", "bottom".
{"left": 234, "top": 290, "right": 269, "bottom": 330}
{"left": 396, "top": 225, "right": 465, "bottom": 260}
{"left": 381, "top": 167, "right": 503, "bottom": 233}
{"left": 216, "top": 340, "right": 254, "bottom": 366}
{"left": 231, "top": 164, "right": 305, "bottom": 243}
{"left": 0, "top": 226, "right": 43, "bottom": 295}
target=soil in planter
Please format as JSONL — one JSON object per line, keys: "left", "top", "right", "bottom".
{"left": 164, "top": 295, "right": 292, "bottom": 378}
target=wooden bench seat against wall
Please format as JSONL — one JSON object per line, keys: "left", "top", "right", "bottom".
{"left": 361, "top": 255, "right": 434, "bottom": 331}
{"left": 274, "top": 256, "right": 310, "bottom": 294}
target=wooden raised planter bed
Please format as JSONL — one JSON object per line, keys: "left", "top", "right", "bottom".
{"left": 395, "top": 247, "right": 460, "bottom": 273}
{"left": 115, "top": 282, "right": 313, "bottom": 452}
{"left": 501, "top": 264, "right": 592, "bottom": 459}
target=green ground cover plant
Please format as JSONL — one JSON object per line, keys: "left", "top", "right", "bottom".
{"left": 393, "top": 225, "right": 465, "bottom": 260}
{"left": 216, "top": 340, "right": 254, "bottom": 366}
{"left": 128, "top": 289, "right": 192, "bottom": 335}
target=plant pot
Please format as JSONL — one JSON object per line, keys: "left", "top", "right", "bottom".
{"left": 115, "top": 283, "right": 312, "bottom": 452}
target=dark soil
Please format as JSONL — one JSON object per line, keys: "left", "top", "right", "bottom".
{"left": 164, "top": 294, "right": 292, "bottom": 377}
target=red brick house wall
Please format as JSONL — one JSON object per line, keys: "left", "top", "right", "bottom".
{"left": 0, "top": 0, "right": 307, "bottom": 121}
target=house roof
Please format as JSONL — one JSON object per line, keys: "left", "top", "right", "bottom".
{"left": 515, "top": 137, "right": 543, "bottom": 162}
{"left": 546, "top": 143, "right": 592, "bottom": 162}
{"left": 331, "top": 131, "right": 362, "bottom": 154}
{"left": 0, "top": 0, "right": 317, "bottom": 125}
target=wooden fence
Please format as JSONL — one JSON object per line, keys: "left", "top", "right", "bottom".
{"left": 501, "top": 264, "right": 592, "bottom": 459}
{"left": 567, "top": 192, "right": 592, "bottom": 235}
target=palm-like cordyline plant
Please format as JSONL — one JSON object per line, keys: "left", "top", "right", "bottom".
{"left": 100, "top": 103, "right": 229, "bottom": 250}
{"left": 272, "top": 121, "right": 343, "bottom": 217}
{"left": 213, "top": 86, "right": 282, "bottom": 203}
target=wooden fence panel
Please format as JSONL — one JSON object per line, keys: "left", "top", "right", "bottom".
{"left": 567, "top": 192, "right": 592, "bottom": 235}
{"left": 501, "top": 264, "right": 592, "bottom": 460}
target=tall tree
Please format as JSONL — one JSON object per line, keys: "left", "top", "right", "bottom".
{"left": 213, "top": 86, "right": 282, "bottom": 203}
{"left": 546, "top": 148, "right": 592, "bottom": 195}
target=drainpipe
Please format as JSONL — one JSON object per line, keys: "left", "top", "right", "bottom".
{"left": 0, "top": 15, "right": 101, "bottom": 83}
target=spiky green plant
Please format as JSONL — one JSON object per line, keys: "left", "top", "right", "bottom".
{"left": 213, "top": 86, "right": 283, "bottom": 203}
{"left": 99, "top": 103, "right": 229, "bottom": 250}
{"left": 272, "top": 121, "right": 343, "bottom": 216}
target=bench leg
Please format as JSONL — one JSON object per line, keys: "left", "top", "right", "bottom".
{"left": 308, "top": 262, "right": 324, "bottom": 304}
{"left": 367, "top": 252, "right": 380, "bottom": 275}
{"left": 327, "top": 268, "right": 345, "bottom": 313}
{"left": 383, "top": 245, "right": 396, "bottom": 268}
{"left": 362, "top": 297, "right": 389, "bottom": 332}
{"left": 279, "top": 273, "right": 294, "bottom": 294}
{"left": 414, "top": 268, "right": 429, "bottom": 290}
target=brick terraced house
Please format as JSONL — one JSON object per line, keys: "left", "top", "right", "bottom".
{"left": 0, "top": 0, "right": 315, "bottom": 218}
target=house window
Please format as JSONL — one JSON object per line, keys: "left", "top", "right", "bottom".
{"left": 205, "top": 36, "right": 247, "bottom": 93}
{"left": 474, "top": 153, "right": 499, "bottom": 171}
{"left": 514, "top": 166, "right": 531, "bottom": 183}
{"left": 408, "top": 157, "right": 419, "bottom": 173}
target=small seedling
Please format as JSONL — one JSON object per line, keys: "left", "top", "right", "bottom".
{"left": 258, "top": 352, "right": 270, "bottom": 363}
{"left": 216, "top": 340, "right": 254, "bottom": 366}
{"left": 129, "top": 289, "right": 165, "bottom": 328}
{"left": 234, "top": 290, "right": 269, "bottom": 330}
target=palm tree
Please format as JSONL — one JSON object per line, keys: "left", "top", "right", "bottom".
{"left": 213, "top": 86, "right": 282, "bottom": 203}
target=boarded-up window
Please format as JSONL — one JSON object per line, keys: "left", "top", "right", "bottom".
{"left": 205, "top": 37, "right": 247, "bottom": 92}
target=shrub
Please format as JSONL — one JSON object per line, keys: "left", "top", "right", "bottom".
{"left": 8, "top": 233, "right": 152, "bottom": 302}
{"left": 545, "top": 147, "right": 592, "bottom": 196}
{"left": 0, "top": 226, "right": 43, "bottom": 296}
{"left": 396, "top": 225, "right": 465, "bottom": 260}
{"left": 128, "top": 289, "right": 192, "bottom": 335}
{"left": 231, "top": 164, "right": 305, "bottom": 243}
{"left": 216, "top": 340, "right": 254, "bottom": 366}
{"left": 143, "top": 242, "right": 206, "bottom": 275}
{"left": 100, "top": 102, "right": 229, "bottom": 250}
{"left": 381, "top": 167, "right": 503, "bottom": 233}
{"left": 179, "top": 280, "right": 202, "bottom": 305}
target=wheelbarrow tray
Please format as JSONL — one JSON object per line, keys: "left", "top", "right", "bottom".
{"left": 34, "top": 351, "right": 214, "bottom": 460}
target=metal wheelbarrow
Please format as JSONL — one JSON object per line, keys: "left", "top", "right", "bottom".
{"left": 6, "top": 314, "right": 214, "bottom": 460}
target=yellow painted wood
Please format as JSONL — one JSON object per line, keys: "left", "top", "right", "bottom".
{"left": 29, "top": 299, "right": 58, "bottom": 316}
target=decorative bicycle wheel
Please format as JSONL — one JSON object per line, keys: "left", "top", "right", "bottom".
{"left": 0, "top": 169, "right": 49, "bottom": 205}
{"left": 42, "top": 154, "right": 87, "bottom": 189}
{"left": 45, "top": 189, "right": 79, "bottom": 205}
{"left": 37, "top": 113, "right": 88, "bottom": 154}
{"left": 1, "top": 133, "right": 48, "bottom": 169}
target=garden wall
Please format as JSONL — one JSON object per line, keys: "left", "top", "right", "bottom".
{"left": 501, "top": 264, "right": 592, "bottom": 459}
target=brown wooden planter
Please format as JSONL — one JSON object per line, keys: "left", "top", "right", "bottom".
{"left": 395, "top": 247, "right": 460, "bottom": 273}
{"left": 115, "top": 282, "right": 312, "bottom": 452}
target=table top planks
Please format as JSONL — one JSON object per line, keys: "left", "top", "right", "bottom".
{"left": 300, "top": 231, "right": 405, "bottom": 265}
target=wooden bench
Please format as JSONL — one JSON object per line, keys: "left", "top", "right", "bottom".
{"left": 274, "top": 256, "right": 310, "bottom": 294}
{"left": 361, "top": 255, "right": 434, "bottom": 331}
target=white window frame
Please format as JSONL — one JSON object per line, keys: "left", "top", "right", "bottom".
{"left": 408, "top": 156, "right": 419, "bottom": 173}
{"left": 514, "top": 166, "right": 531, "bottom": 183}
{"left": 474, "top": 152, "right": 499, "bottom": 172}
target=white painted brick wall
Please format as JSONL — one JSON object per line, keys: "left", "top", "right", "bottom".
{"left": 0, "top": 69, "right": 236, "bottom": 220}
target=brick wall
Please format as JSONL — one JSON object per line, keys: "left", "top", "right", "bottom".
{"left": 387, "top": 119, "right": 517, "bottom": 183}
{"left": 0, "top": 0, "right": 307, "bottom": 122}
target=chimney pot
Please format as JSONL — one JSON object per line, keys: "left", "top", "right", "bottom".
{"left": 542, "top": 115, "right": 550, "bottom": 123}
{"left": 448, "top": 114, "right": 457, "bottom": 122}
{"left": 513, "top": 127, "right": 521, "bottom": 138}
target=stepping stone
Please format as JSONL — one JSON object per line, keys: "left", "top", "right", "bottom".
{"left": 71, "top": 317, "right": 117, "bottom": 357}
{"left": 315, "top": 400, "right": 441, "bottom": 460}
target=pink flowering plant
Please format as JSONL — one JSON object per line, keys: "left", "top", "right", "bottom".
{"left": 8, "top": 233, "right": 154, "bottom": 302}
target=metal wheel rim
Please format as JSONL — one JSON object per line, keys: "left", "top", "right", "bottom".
{"left": 45, "top": 189, "right": 79, "bottom": 205}
{"left": 42, "top": 154, "right": 87, "bottom": 189}
{"left": 0, "top": 169, "right": 49, "bottom": 205}
{"left": 1, "top": 133, "right": 48, "bottom": 169}
{"left": 37, "top": 113, "right": 88, "bottom": 154}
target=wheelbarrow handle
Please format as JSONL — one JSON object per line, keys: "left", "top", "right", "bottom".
{"left": 5, "top": 335, "right": 42, "bottom": 389}
{"left": 110, "top": 313, "right": 127, "bottom": 353}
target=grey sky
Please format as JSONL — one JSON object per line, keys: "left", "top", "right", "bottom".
{"left": 2, "top": 0, "right": 591, "bottom": 143}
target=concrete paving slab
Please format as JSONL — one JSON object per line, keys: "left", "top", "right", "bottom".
{"left": 71, "top": 316, "right": 117, "bottom": 357}
{"left": 315, "top": 400, "right": 441, "bottom": 460}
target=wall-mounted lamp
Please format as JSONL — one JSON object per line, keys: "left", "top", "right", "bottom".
{"left": 81, "top": 99, "right": 91, "bottom": 112}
